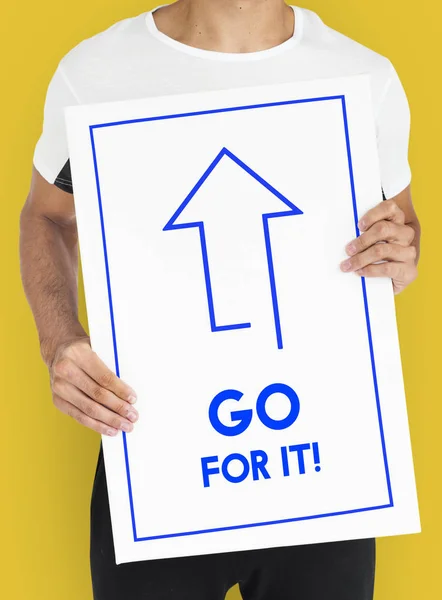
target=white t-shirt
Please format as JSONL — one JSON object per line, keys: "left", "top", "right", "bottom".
{"left": 33, "top": 4, "right": 411, "bottom": 199}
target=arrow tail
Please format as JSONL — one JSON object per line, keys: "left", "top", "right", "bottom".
{"left": 262, "top": 215, "right": 284, "bottom": 350}
{"left": 199, "top": 224, "right": 251, "bottom": 333}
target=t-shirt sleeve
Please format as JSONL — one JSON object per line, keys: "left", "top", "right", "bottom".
{"left": 375, "top": 63, "right": 412, "bottom": 199}
{"left": 33, "top": 62, "right": 79, "bottom": 185}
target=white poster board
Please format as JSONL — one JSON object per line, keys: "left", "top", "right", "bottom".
{"left": 65, "top": 76, "right": 420, "bottom": 564}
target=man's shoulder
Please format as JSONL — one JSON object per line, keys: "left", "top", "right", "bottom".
{"left": 58, "top": 13, "right": 149, "bottom": 77}
{"left": 300, "top": 7, "right": 392, "bottom": 75}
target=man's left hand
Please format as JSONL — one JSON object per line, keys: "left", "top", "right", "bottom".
{"left": 340, "top": 198, "right": 418, "bottom": 294}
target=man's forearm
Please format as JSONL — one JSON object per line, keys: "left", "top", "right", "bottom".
{"left": 19, "top": 201, "right": 87, "bottom": 366}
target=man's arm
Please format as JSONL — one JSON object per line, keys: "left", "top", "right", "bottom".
{"left": 20, "top": 168, "right": 138, "bottom": 436}
{"left": 20, "top": 167, "right": 85, "bottom": 363}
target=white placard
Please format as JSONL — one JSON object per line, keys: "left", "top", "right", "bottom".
{"left": 65, "top": 76, "right": 420, "bottom": 564}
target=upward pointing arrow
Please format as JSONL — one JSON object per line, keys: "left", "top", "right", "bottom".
{"left": 163, "top": 147, "right": 303, "bottom": 350}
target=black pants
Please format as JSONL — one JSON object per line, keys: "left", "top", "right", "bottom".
{"left": 91, "top": 445, "right": 376, "bottom": 599}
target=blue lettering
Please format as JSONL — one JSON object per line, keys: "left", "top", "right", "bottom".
{"left": 209, "top": 389, "right": 253, "bottom": 437}
{"left": 256, "top": 383, "right": 300, "bottom": 431}
{"left": 221, "top": 453, "right": 250, "bottom": 483}
{"left": 250, "top": 450, "right": 271, "bottom": 480}
{"left": 201, "top": 455, "right": 219, "bottom": 488}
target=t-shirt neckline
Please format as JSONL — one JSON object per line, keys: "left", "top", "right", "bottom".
{"left": 145, "top": 5, "right": 303, "bottom": 62}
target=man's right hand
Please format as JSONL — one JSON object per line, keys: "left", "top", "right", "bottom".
{"left": 50, "top": 337, "right": 138, "bottom": 436}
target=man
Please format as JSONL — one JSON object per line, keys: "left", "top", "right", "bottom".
{"left": 20, "top": 1, "right": 420, "bottom": 599}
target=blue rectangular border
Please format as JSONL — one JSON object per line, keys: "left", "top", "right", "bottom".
{"left": 89, "top": 94, "right": 393, "bottom": 543}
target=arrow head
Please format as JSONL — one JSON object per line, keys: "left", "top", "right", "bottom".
{"left": 164, "top": 147, "right": 303, "bottom": 231}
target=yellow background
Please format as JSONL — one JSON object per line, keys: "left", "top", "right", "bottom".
{"left": 1, "top": 1, "right": 439, "bottom": 598}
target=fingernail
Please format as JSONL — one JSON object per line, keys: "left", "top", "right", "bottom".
{"left": 346, "top": 243, "right": 357, "bottom": 255}
{"left": 121, "top": 422, "right": 133, "bottom": 433}
{"left": 127, "top": 410, "right": 138, "bottom": 423}
{"left": 107, "top": 428, "right": 118, "bottom": 437}
{"left": 358, "top": 219, "right": 366, "bottom": 231}
{"left": 128, "top": 394, "right": 137, "bottom": 404}
{"left": 340, "top": 260, "right": 352, "bottom": 272}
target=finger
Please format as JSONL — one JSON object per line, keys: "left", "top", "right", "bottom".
{"left": 54, "top": 394, "right": 120, "bottom": 437}
{"left": 341, "top": 243, "right": 416, "bottom": 272}
{"left": 353, "top": 261, "right": 415, "bottom": 281}
{"left": 358, "top": 199, "right": 405, "bottom": 232}
{"left": 69, "top": 346, "right": 137, "bottom": 403}
{"left": 354, "top": 262, "right": 399, "bottom": 279}
{"left": 53, "top": 359, "right": 138, "bottom": 423}
{"left": 52, "top": 379, "right": 135, "bottom": 433}
{"left": 346, "top": 221, "right": 415, "bottom": 256}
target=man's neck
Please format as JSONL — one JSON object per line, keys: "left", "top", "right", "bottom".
{"left": 152, "top": 0, "right": 294, "bottom": 54}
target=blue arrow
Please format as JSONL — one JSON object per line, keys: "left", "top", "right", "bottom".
{"left": 163, "top": 147, "right": 303, "bottom": 349}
